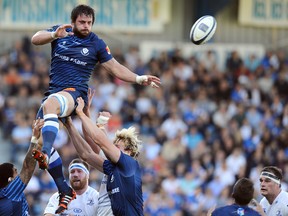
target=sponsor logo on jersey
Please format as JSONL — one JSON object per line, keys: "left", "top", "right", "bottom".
{"left": 73, "top": 208, "right": 83, "bottom": 213}
{"left": 87, "top": 199, "right": 95, "bottom": 206}
{"left": 59, "top": 41, "right": 68, "bottom": 49}
{"left": 81, "top": 48, "right": 89, "bottom": 56}
{"left": 110, "top": 175, "right": 114, "bottom": 183}
{"left": 106, "top": 46, "right": 111, "bottom": 54}
{"left": 111, "top": 187, "right": 120, "bottom": 194}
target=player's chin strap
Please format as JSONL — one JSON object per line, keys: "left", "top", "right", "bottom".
{"left": 260, "top": 171, "right": 281, "bottom": 185}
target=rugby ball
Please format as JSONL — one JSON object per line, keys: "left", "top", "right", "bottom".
{"left": 189, "top": 15, "right": 217, "bottom": 45}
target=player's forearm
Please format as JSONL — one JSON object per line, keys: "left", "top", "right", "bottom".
{"left": 83, "top": 127, "right": 101, "bottom": 154}
{"left": 31, "top": 31, "right": 56, "bottom": 45}
{"left": 20, "top": 139, "right": 39, "bottom": 184}
{"left": 77, "top": 112, "right": 108, "bottom": 149}
{"left": 114, "top": 64, "right": 137, "bottom": 83}
{"left": 103, "top": 58, "right": 137, "bottom": 83}
{"left": 66, "top": 123, "right": 104, "bottom": 171}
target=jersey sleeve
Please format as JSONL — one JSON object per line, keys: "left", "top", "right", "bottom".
{"left": 46, "top": 25, "right": 61, "bottom": 32}
{"left": 96, "top": 39, "right": 113, "bottom": 64}
{"left": 102, "top": 152, "right": 138, "bottom": 176}
{"left": 43, "top": 192, "right": 59, "bottom": 214}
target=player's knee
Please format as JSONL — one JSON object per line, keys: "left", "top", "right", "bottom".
{"left": 46, "top": 93, "right": 69, "bottom": 117}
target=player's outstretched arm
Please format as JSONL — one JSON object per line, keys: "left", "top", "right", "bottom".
{"left": 19, "top": 118, "right": 44, "bottom": 185}
{"left": 31, "top": 24, "right": 74, "bottom": 45}
{"left": 75, "top": 97, "right": 121, "bottom": 163}
{"left": 82, "top": 88, "right": 101, "bottom": 154}
{"left": 101, "top": 58, "right": 161, "bottom": 88}
{"left": 63, "top": 117, "right": 104, "bottom": 172}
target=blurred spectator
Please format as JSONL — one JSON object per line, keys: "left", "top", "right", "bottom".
{"left": 1, "top": 38, "right": 288, "bottom": 215}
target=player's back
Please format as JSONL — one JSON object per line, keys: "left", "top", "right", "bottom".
{"left": 212, "top": 204, "right": 261, "bottom": 216}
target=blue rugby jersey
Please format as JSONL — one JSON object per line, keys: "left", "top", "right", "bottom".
{"left": 212, "top": 204, "right": 261, "bottom": 216}
{"left": 0, "top": 176, "right": 29, "bottom": 216}
{"left": 46, "top": 25, "right": 113, "bottom": 101}
{"left": 103, "top": 152, "right": 144, "bottom": 216}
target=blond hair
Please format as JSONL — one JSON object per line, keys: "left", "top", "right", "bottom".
{"left": 114, "top": 126, "right": 141, "bottom": 159}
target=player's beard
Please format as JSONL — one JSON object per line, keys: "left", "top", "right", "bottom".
{"left": 70, "top": 179, "right": 86, "bottom": 190}
{"left": 73, "top": 26, "right": 90, "bottom": 38}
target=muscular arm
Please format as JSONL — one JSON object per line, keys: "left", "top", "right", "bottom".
{"left": 76, "top": 98, "right": 121, "bottom": 163}
{"left": 19, "top": 142, "right": 38, "bottom": 185}
{"left": 31, "top": 24, "right": 73, "bottom": 45}
{"left": 102, "top": 58, "right": 137, "bottom": 83}
{"left": 82, "top": 88, "right": 101, "bottom": 154}
{"left": 31, "top": 30, "right": 55, "bottom": 45}
{"left": 19, "top": 119, "right": 44, "bottom": 185}
{"left": 102, "top": 58, "right": 161, "bottom": 87}
{"left": 64, "top": 118, "right": 104, "bottom": 172}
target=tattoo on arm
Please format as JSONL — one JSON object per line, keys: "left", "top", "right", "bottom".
{"left": 20, "top": 142, "right": 39, "bottom": 185}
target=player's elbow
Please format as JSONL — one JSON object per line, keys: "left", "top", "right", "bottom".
{"left": 31, "top": 35, "right": 41, "bottom": 46}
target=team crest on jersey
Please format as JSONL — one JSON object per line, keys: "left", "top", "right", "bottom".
{"left": 106, "top": 46, "right": 111, "bottom": 54}
{"left": 81, "top": 48, "right": 89, "bottom": 56}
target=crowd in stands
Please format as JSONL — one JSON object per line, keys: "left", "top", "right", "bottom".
{"left": 0, "top": 36, "right": 288, "bottom": 216}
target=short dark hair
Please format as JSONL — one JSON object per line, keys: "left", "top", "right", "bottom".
{"left": 232, "top": 178, "right": 254, "bottom": 205}
{"left": 71, "top": 4, "right": 95, "bottom": 24}
{"left": 261, "top": 166, "right": 283, "bottom": 180}
{"left": 69, "top": 158, "right": 89, "bottom": 171}
{"left": 0, "top": 163, "right": 14, "bottom": 189}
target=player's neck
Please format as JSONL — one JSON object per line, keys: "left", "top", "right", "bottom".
{"left": 75, "top": 185, "right": 88, "bottom": 195}
{"left": 267, "top": 190, "right": 281, "bottom": 204}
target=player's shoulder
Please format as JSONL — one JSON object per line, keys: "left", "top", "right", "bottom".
{"left": 259, "top": 196, "right": 268, "bottom": 205}
{"left": 212, "top": 205, "right": 261, "bottom": 216}
{"left": 89, "top": 32, "right": 101, "bottom": 41}
{"left": 277, "top": 190, "right": 288, "bottom": 203}
{"left": 211, "top": 205, "right": 229, "bottom": 215}
{"left": 49, "top": 192, "right": 60, "bottom": 200}
{"left": 86, "top": 186, "right": 99, "bottom": 197}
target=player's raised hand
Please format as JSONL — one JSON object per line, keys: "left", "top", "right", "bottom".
{"left": 83, "top": 88, "right": 95, "bottom": 117}
{"left": 76, "top": 97, "right": 85, "bottom": 115}
{"left": 32, "top": 118, "right": 44, "bottom": 140}
{"left": 54, "top": 24, "right": 74, "bottom": 38}
{"left": 136, "top": 75, "right": 161, "bottom": 88}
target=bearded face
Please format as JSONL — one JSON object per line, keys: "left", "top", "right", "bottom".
{"left": 69, "top": 169, "right": 88, "bottom": 191}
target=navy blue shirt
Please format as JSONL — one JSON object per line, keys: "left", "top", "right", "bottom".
{"left": 103, "top": 152, "right": 144, "bottom": 216}
{"left": 212, "top": 204, "right": 261, "bottom": 216}
{"left": 0, "top": 176, "right": 29, "bottom": 216}
{"left": 45, "top": 25, "right": 113, "bottom": 102}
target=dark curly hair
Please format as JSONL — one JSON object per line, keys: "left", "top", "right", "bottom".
{"left": 0, "top": 163, "right": 14, "bottom": 189}
{"left": 71, "top": 4, "right": 95, "bottom": 24}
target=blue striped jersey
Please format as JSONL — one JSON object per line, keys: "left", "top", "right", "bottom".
{"left": 0, "top": 176, "right": 29, "bottom": 216}
{"left": 103, "top": 152, "right": 144, "bottom": 216}
{"left": 46, "top": 25, "right": 113, "bottom": 99}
